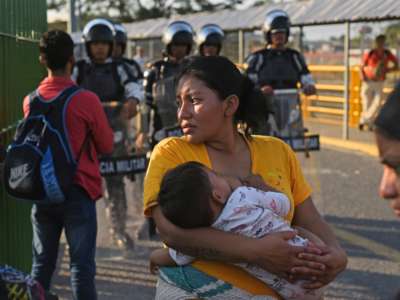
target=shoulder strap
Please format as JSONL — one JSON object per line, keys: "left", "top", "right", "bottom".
{"left": 28, "top": 86, "right": 80, "bottom": 116}
{"left": 128, "top": 58, "right": 144, "bottom": 79}
{"left": 76, "top": 133, "right": 91, "bottom": 163}
{"left": 111, "top": 61, "right": 126, "bottom": 101}
{"left": 290, "top": 50, "right": 305, "bottom": 74}
{"left": 118, "top": 60, "right": 135, "bottom": 84}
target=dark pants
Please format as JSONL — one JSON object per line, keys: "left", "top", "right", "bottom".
{"left": 31, "top": 185, "right": 97, "bottom": 300}
{"left": 104, "top": 175, "right": 127, "bottom": 235}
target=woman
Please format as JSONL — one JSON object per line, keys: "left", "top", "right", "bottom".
{"left": 143, "top": 56, "right": 347, "bottom": 299}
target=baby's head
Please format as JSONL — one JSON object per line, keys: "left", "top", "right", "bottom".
{"left": 157, "top": 161, "right": 231, "bottom": 228}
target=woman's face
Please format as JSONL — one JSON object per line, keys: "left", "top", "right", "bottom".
{"left": 176, "top": 75, "right": 227, "bottom": 144}
{"left": 376, "top": 131, "right": 400, "bottom": 216}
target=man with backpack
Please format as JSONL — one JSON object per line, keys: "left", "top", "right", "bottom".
{"left": 24, "top": 30, "right": 113, "bottom": 300}
{"left": 359, "top": 34, "right": 398, "bottom": 131}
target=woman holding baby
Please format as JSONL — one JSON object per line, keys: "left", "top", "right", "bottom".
{"left": 143, "top": 56, "right": 347, "bottom": 299}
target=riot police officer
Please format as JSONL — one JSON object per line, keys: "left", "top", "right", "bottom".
{"left": 137, "top": 20, "right": 194, "bottom": 239}
{"left": 113, "top": 22, "right": 147, "bottom": 224}
{"left": 141, "top": 20, "right": 194, "bottom": 140}
{"left": 196, "top": 23, "right": 224, "bottom": 56}
{"left": 72, "top": 18, "right": 144, "bottom": 250}
{"left": 113, "top": 23, "right": 143, "bottom": 81}
{"left": 246, "top": 9, "right": 316, "bottom": 136}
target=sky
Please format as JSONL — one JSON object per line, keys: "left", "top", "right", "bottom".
{"left": 48, "top": 1, "right": 398, "bottom": 42}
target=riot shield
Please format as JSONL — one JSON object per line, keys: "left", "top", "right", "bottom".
{"left": 270, "top": 89, "right": 305, "bottom": 138}
{"left": 269, "top": 89, "right": 320, "bottom": 155}
{"left": 152, "top": 76, "right": 178, "bottom": 129}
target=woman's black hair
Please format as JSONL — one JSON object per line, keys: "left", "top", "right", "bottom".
{"left": 375, "top": 81, "right": 400, "bottom": 141}
{"left": 176, "top": 55, "right": 268, "bottom": 134}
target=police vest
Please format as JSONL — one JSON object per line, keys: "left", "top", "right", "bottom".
{"left": 76, "top": 60, "right": 124, "bottom": 103}
{"left": 257, "top": 49, "right": 302, "bottom": 89}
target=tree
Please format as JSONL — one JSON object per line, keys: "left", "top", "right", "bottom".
{"left": 47, "top": 0, "right": 66, "bottom": 10}
{"left": 385, "top": 22, "right": 400, "bottom": 48}
{"left": 47, "top": 0, "right": 244, "bottom": 23}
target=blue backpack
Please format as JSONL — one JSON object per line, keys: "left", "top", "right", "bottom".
{"left": 3, "top": 86, "right": 86, "bottom": 204}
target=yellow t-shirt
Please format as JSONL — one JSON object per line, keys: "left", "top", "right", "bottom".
{"left": 143, "top": 135, "right": 312, "bottom": 297}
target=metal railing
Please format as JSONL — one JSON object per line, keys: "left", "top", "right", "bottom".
{"left": 302, "top": 65, "right": 398, "bottom": 127}
{"left": 0, "top": 0, "right": 47, "bottom": 272}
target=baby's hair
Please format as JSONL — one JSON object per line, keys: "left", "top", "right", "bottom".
{"left": 158, "top": 161, "right": 214, "bottom": 228}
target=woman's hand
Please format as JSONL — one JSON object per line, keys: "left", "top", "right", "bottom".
{"left": 291, "top": 245, "right": 347, "bottom": 289}
{"left": 260, "top": 85, "right": 274, "bottom": 95}
{"left": 247, "top": 231, "right": 325, "bottom": 279}
{"left": 291, "top": 198, "right": 348, "bottom": 288}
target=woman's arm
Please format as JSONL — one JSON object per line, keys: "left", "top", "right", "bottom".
{"left": 152, "top": 206, "right": 325, "bottom": 279}
{"left": 291, "top": 197, "right": 348, "bottom": 287}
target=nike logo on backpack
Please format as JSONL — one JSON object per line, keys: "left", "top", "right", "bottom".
{"left": 8, "top": 163, "right": 31, "bottom": 189}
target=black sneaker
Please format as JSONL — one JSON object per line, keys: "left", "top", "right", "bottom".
{"left": 137, "top": 219, "right": 159, "bottom": 241}
{"left": 45, "top": 291, "right": 59, "bottom": 300}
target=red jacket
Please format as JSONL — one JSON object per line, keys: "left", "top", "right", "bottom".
{"left": 23, "top": 76, "right": 113, "bottom": 200}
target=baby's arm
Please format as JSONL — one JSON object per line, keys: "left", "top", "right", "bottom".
{"left": 149, "top": 248, "right": 177, "bottom": 274}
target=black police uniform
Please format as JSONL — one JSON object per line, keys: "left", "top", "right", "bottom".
{"left": 246, "top": 47, "right": 311, "bottom": 136}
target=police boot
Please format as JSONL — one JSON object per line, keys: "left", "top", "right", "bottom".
{"left": 137, "top": 218, "right": 159, "bottom": 241}
{"left": 45, "top": 291, "right": 59, "bottom": 300}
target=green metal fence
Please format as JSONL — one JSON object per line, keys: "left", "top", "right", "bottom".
{"left": 0, "top": 0, "right": 47, "bottom": 272}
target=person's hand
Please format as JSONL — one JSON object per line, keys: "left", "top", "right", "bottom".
{"left": 135, "top": 132, "right": 148, "bottom": 153}
{"left": 260, "top": 85, "right": 274, "bottom": 95}
{"left": 241, "top": 174, "right": 277, "bottom": 192}
{"left": 247, "top": 231, "right": 325, "bottom": 280}
{"left": 290, "top": 245, "right": 347, "bottom": 289}
{"left": 303, "top": 84, "right": 316, "bottom": 96}
{"left": 121, "top": 99, "right": 138, "bottom": 120}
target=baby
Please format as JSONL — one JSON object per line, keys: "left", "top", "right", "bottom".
{"left": 151, "top": 161, "right": 325, "bottom": 300}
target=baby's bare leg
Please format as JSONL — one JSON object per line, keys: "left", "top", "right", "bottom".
{"left": 149, "top": 248, "right": 177, "bottom": 274}
{"left": 293, "top": 226, "right": 325, "bottom": 247}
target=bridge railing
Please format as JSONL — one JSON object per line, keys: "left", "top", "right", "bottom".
{"left": 303, "top": 65, "right": 399, "bottom": 127}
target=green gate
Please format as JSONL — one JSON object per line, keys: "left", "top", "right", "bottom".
{"left": 0, "top": 0, "right": 47, "bottom": 272}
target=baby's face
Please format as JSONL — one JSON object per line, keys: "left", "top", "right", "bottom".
{"left": 204, "top": 169, "right": 232, "bottom": 203}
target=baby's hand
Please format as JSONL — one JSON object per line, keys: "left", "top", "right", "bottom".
{"left": 241, "top": 174, "right": 278, "bottom": 192}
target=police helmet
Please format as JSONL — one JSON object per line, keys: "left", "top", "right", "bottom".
{"left": 162, "top": 21, "right": 194, "bottom": 55}
{"left": 197, "top": 24, "right": 224, "bottom": 55}
{"left": 262, "top": 9, "right": 290, "bottom": 44}
{"left": 83, "top": 18, "right": 115, "bottom": 58}
{"left": 114, "top": 23, "right": 128, "bottom": 53}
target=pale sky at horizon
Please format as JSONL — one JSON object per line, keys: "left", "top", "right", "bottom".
{"left": 48, "top": 1, "right": 399, "bottom": 42}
